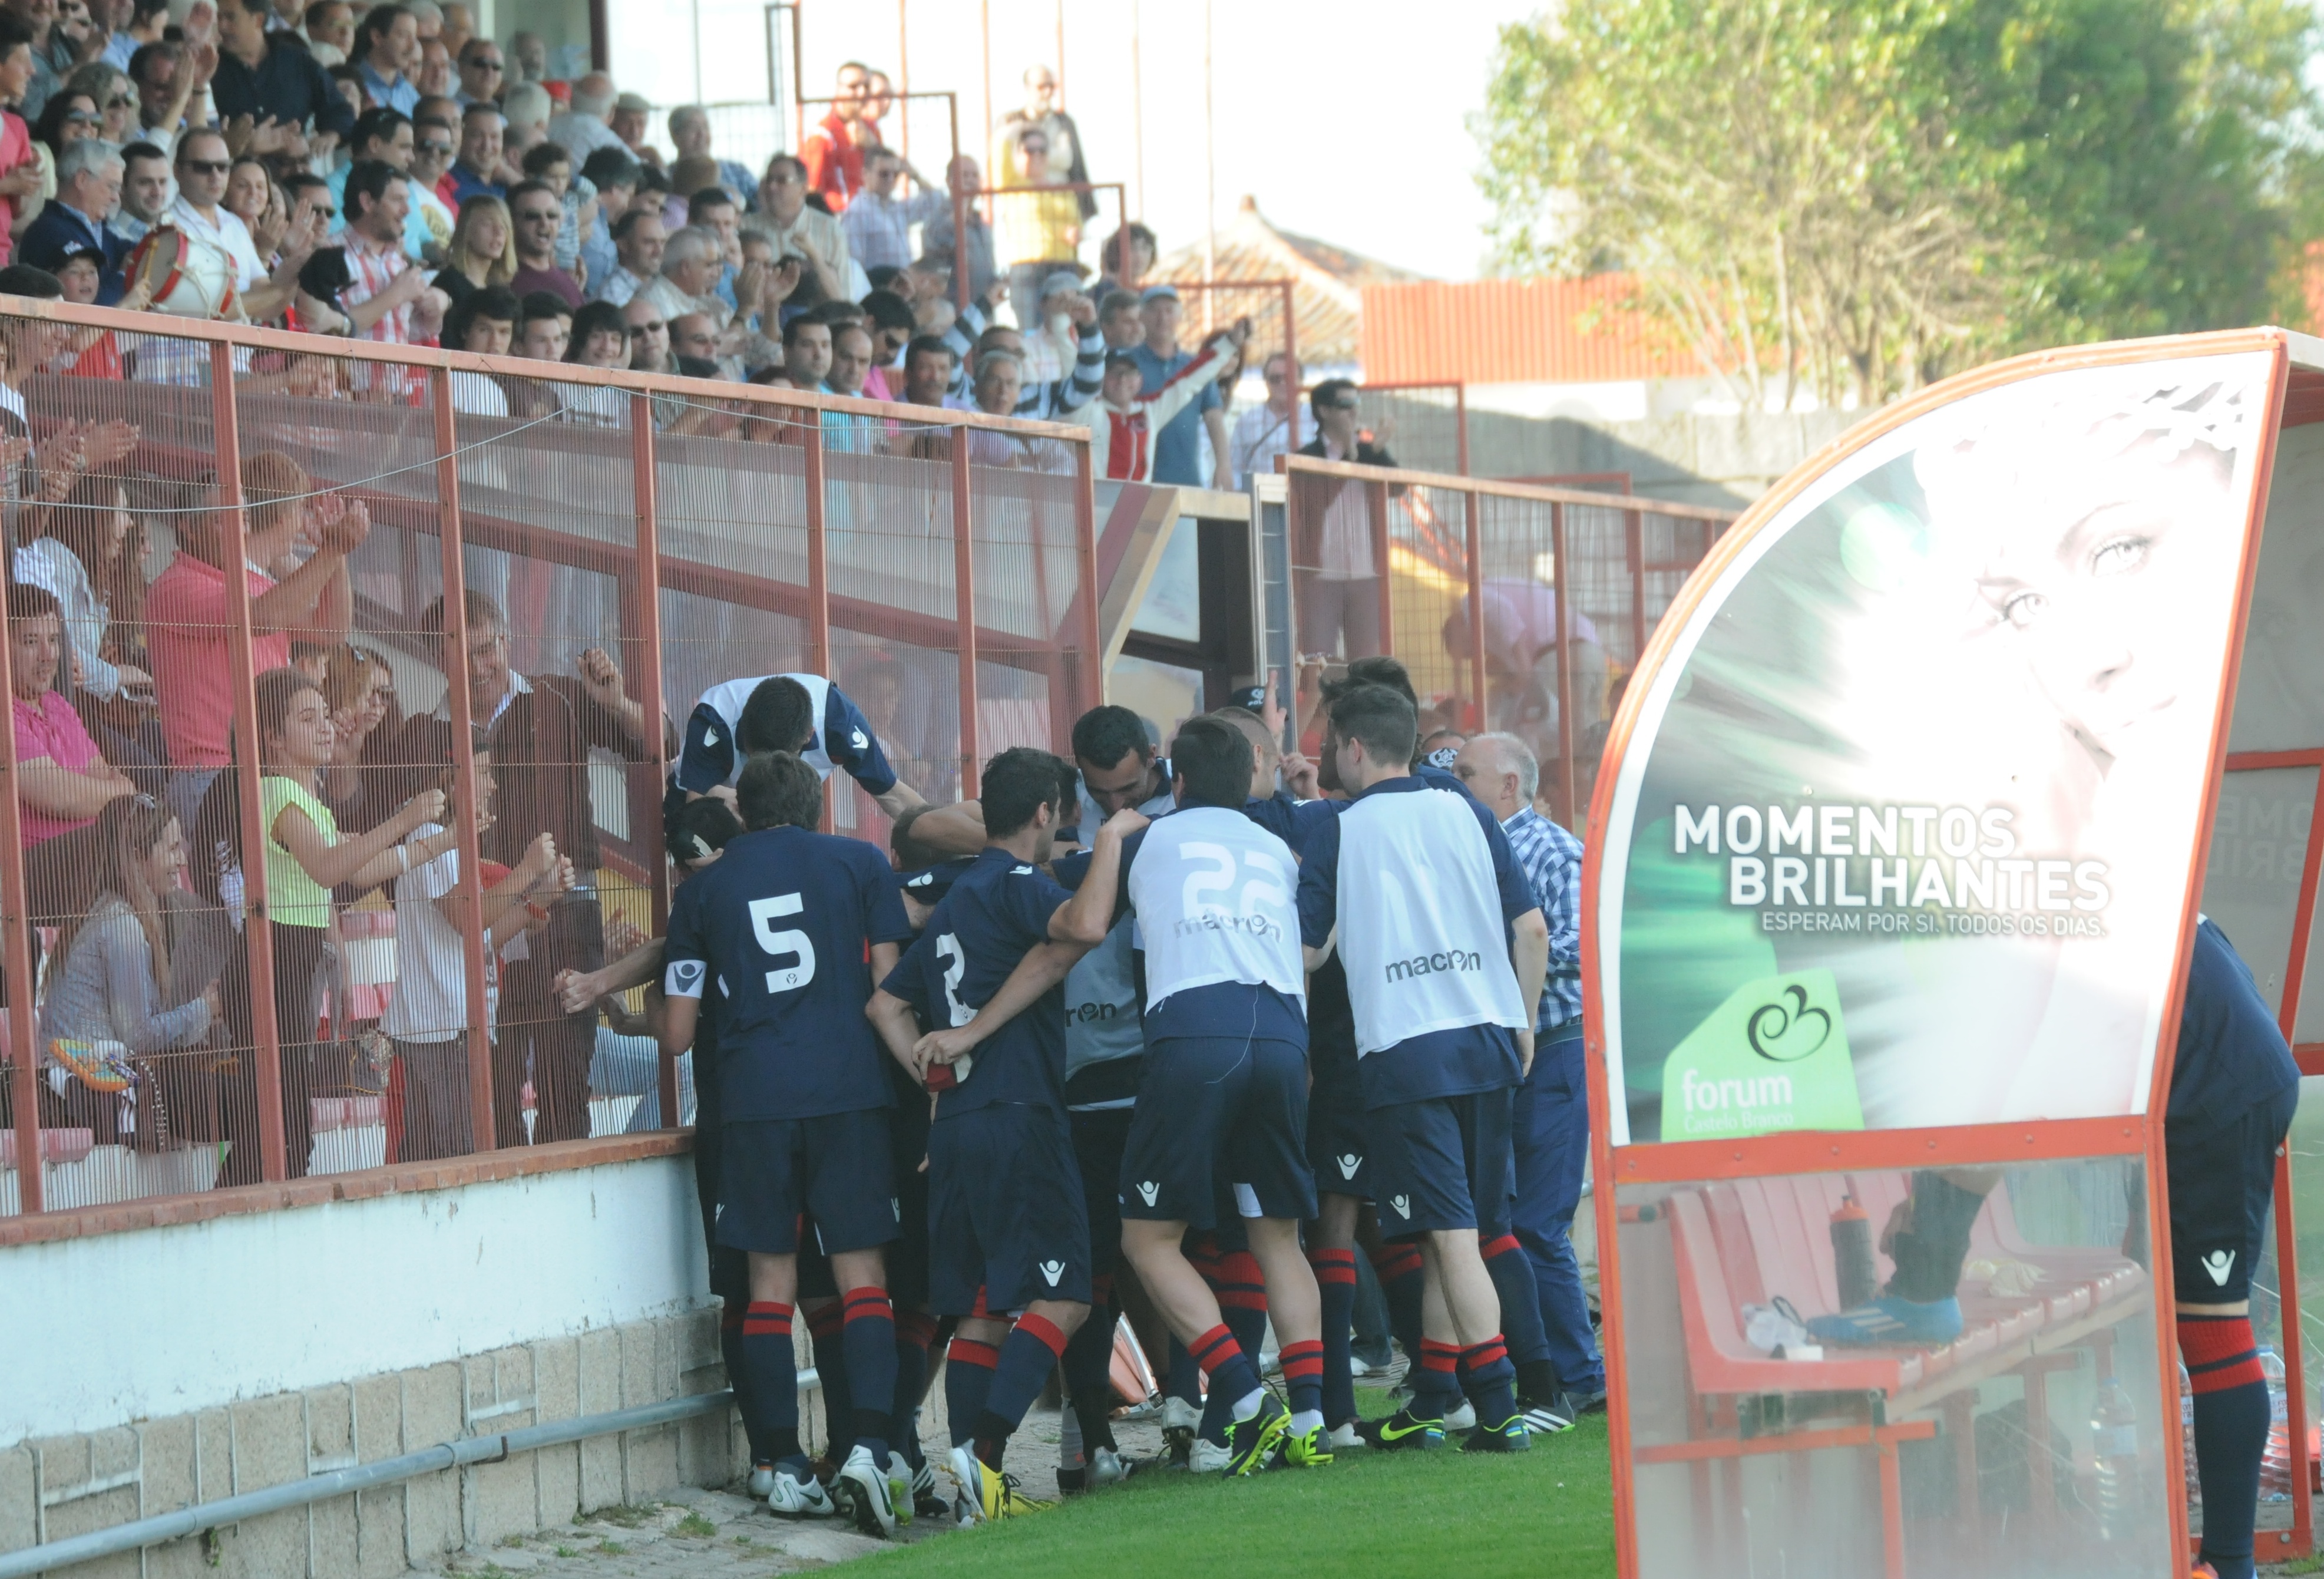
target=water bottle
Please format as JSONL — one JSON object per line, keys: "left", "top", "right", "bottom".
{"left": 1831, "top": 1195, "right": 1876, "bottom": 1310}
{"left": 2180, "top": 1361, "right": 2201, "bottom": 1508}
{"left": 2261, "top": 1349, "right": 2293, "bottom": 1500}
{"left": 2091, "top": 1373, "right": 2139, "bottom": 1540}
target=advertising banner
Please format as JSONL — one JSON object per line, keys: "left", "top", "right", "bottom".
{"left": 1598, "top": 353, "right": 2274, "bottom": 1145}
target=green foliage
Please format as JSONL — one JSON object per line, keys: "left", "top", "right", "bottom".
{"left": 1476, "top": 0, "right": 2324, "bottom": 406}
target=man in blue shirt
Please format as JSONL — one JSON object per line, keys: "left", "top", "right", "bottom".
{"left": 21, "top": 140, "right": 129, "bottom": 301}
{"left": 1129, "top": 283, "right": 1227, "bottom": 487}
{"left": 1453, "top": 731, "right": 1601, "bottom": 1423}
{"left": 1296, "top": 684, "right": 1550, "bottom": 1452}
{"left": 867, "top": 748, "right": 1099, "bottom": 1524}
{"left": 659, "top": 752, "right": 916, "bottom": 1536}
{"left": 352, "top": 2, "right": 418, "bottom": 115}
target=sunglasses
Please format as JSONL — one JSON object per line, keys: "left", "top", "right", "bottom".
{"left": 417, "top": 141, "right": 452, "bottom": 156}
{"left": 470, "top": 57, "right": 502, "bottom": 70}
{"left": 182, "top": 158, "right": 229, "bottom": 175}
{"left": 62, "top": 110, "right": 98, "bottom": 126}
{"left": 308, "top": 203, "right": 336, "bottom": 218}
{"left": 104, "top": 94, "right": 133, "bottom": 108}
{"left": 626, "top": 321, "right": 665, "bottom": 335}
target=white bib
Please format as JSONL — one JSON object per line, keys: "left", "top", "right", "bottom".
{"left": 1064, "top": 921, "right": 1144, "bottom": 1080}
{"left": 1334, "top": 788, "right": 1528, "bottom": 1055}
{"left": 696, "top": 672, "right": 834, "bottom": 784}
{"left": 1129, "top": 807, "right": 1304, "bottom": 1011}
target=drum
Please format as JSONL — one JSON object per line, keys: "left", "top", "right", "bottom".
{"left": 124, "top": 224, "right": 240, "bottom": 321}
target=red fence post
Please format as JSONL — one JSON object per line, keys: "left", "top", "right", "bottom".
{"left": 1549, "top": 499, "right": 1578, "bottom": 827}
{"left": 627, "top": 394, "right": 675, "bottom": 1128}
{"left": 1625, "top": 506, "right": 1647, "bottom": 670}
{"left": 0, "top": 478, "right": 42, "bottom": 1211}
{"left": 210, "top": 342, "right": 287, "bottom": 1183}
{"left": 1368, "top": 477, "right": 1394, "bottom": 658}
{"left": 1465, "top": 489, "right": 1486, "bottom": 734}
{"left": 1075, "top": 437, "right": 1102, "bottom": 715}
{"left": 429, "top": 371, "right": 497, "bottom": 1153}
{"left": 952, "top": 430, "right": 981, "bottom": 798}
{"left": 804, "top": 414, "right": 834, "bottom": 832}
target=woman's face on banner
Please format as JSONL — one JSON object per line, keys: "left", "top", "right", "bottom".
{"left": 1970, "top": 447, "right": 2225, "bottom": 765}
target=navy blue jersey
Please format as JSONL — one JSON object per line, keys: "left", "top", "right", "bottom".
{"left": 673, "top": 673, "right": 898, "bottom": 797}
{"left": 882, "top": 845, "right": 1075, "bottom": 1119}
{"left": 2168, "top": 918, "right": 2302, "bottom": 1132}
{"left": 663, "top": 825, "right": 915, "bottom": 1122}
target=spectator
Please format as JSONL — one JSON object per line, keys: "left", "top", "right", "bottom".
{"left": 17, "top": 467, "right": 152, "bottom": 733}
{"left": 998, "top": 63, "right": 1092, "bottom": 221}
{"left": 9, "top": 582, "right": 135, "bottom": 920}
{"left": 919, "top": 153, "right": 992, "bottom": 305}
{"left": 209, "top": 0, "right": 349, "bottom": 145}
{"left": 801, "top": 58, "right": 871, "bottom": 212}
{"left": 520, "top": 138, "right": 592, "bottom": 273}
{"left": 405, "top": 0, "right": 444, "bottom": 43}
{"left": 858, "top": 287, "right": 913, "bottom": 399}
{"left": 352, "top": 2, "right": 415, "bottom": 115}
{"left": 576, "top": 143, "right": 632, "bottom": 290}
{"left": 777, "top": 312, "right": 828, "bottom": 393}
{"left": 146, "top": 453, "right": 362, "bottom": 826}
{"left": 507, "top": 29, "right": 544, "bottom": 84}
{"left": 593, "top": 201, "right": 670, "bottom": 308}
{"left": 438, "top": 1, "right": 472, "bottom": 57}
{"left": 862, "top": 67, "right": 894, "bottom": 148}
{"left": 898, "top": 332, "right": 961, "bottom": 409}
{"left": 38, "top": 795, "right": 221, "bottom": 1149}
{"left": 940, "top": 286, "right": 1100, "bottom": 418}
{"left": 323, "top": 61, "right": 359, "bottom": 126}
{"left": 167, "top": 128, "right": 266, "bottom": 292}
{"left": 513, "top": 286, "right": 567, "bottom": 358}
{"left": 1100, "top": 221, "right": 1155, "bottom": 295}
{"left": 100, "top": 0, "right": 158, "bottom": 74}
{"left": 30, "top": 82, "right": 95, "bottom": 162}
{"left": 68, "top": 58, "right": 135, "bottom": 144}
{"left": 404, "top": 110, "right": 455, "bottom": 254}
{"left": 322, "top": 104, "right": 406, "bottom": 228}
{"left": 101, "top": 133, "right": 157, "bottom": 242}
{"left": 450, "top": 33, "right": 495, "bottom": 108}
{"left": 1292, "top": 379, "right": 1397, "bottom": 659}
{"left": 126, "top": 38, "right": 211, "bottom": 154}
{"left": 503, "top": 177, "right": 578, "bottom": 306}
{"left": 402, "top": 589, "right": 666, "bottom": 1147}
{"left": 1066, "top": 329, "right": 1242, "bottom": 482}
{"left": 441, "top": 282, "right": 515, "bottom": 412}
{"left": 1132, "top": 282, "right": 1228, "bottom": 487}
{"left": 964, "top": 349, "right": 1036, "bottom": 467}
{"left": 14, "top": 0, "right": 81, "bottom": 125}
{"left": 382, "top": 725, "right": 567, "bottom": 1160}
{"left": 250, "top": 663, "right": 450, "bottom": 1178}
{"left": 1017, "top": 266, "right": 1087, "bottom": 384}
{"left": 621, "top": 292, "right": 670, "bottom": 372}
{"left": 496, "top": 79, "right": 548, "bottom": 183}
{"left": 609, "top": 88, "right": 652, "bottom": 166}
{"left": 1096, "top": 285, "right": 1140, "bottom": 351}
{"left": 743, "top": 150, "right": 849, "bottom": 302}
{"left": 302, "top": 0, "right": 351, "bottom": 65}
{"left": 819, "top": 320, "right": 878, "bottom": 448}
{"left": 221, "top": 156, "right": 301, "bottom": 310}
{"left": 1228, "top": 351, "right": 1316, "bottom": 489}
{"left": 315, "top": 639, "right": 402, "bottom": 832}
{"left": 444, "top": 96, "right": 499, "bottom": 204}
{"left": 665, "top": 102, "right": 750, "bottom": 210}
{"left": 839, "top": 144, "right": 940, "bottom": 277}
{"left": 336, "top": 157, "right": 438, "bottom": 348}
{"left": 546, "top": 67, "right": 619, "bottom": 160}
{"left": 411, "top": 35, "right": 452, "bottom": 101}
{"left": 666, "top": 309, "right": 722, "bottom": 372}
{"left": 20, "top": 133, "right": 121, "bottom": 295}
{"left": 438, "top": 187, "right": 512, "bottom": 295}
{"left": 558, "top": 296, "right": 629, "bottom": 426}
{"left": 0, "top": 15, "right": 41, "bottom": 260}
{"left": 657, "top": 220, "right": 722, "bottom": 325}
{"left": 1440, "top": 577, "right": 1607, "bottom": 757}
{"left": 685, "top": 181, "right": 740, "bottom": 290}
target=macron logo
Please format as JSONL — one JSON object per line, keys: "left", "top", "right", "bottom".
{"left": 703, "top": 728, "right": 719, "bottom": 746}
{"left": 2203, "top": 1250, "right": 2236, "bottom": 1286}
{"left": 1040, "top": 1259, "right": 1066, "bottom": 1287}
{"left": 1136, "top": 1181, "right": 1159, "bottom": 1206}
{"left": 1390, "top": 1194, "right": 1411, "bottom": 1218}
{"left": 1337, "top": 1154, "right": 1361, "bottom": 1180}
{"left": 852, "top": 728, "right": 870, "bottom": 751}
{"left": 1386, "top": 949, "right": 1483, "bottom": 984}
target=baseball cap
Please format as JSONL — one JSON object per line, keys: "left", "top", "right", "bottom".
{"left": 1140, "top": 282, "right": 1179, "bottom": 304}
{"left": 615, "top": 91, "right": 653, "bottom": 114}
{"left": 1040, "top": 269, "right": 1084, "bottom": 298}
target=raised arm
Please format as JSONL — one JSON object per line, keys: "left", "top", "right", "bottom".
{"left": 270, "top": 790, "right": 449, "bottom": 893}
{"left": 1050, "top": 807, "right": 1144, "bottom": 944}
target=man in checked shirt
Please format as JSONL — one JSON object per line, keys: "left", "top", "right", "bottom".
{"left": 1451, "top": 731, "right": 1605, "bottom": 1416}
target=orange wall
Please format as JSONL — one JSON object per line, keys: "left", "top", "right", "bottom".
{"left": 1360, "top": 276, "right": 1702, "bottom": 385}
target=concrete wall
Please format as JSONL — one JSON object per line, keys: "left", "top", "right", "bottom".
{"left": 1465, "top": 405, "right": 1869, "bottom": 511}
{"left": 0, "top": 1152, "right": 739, "bottom": 1577}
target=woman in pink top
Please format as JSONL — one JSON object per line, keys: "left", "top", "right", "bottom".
{"left": 146, "top": 450, "right": 368, "bottom": 830}
{"left": 8, "top": 582, "right": 135, "bottom": 927}
{"left": 0, "top": 21, "right": 39, "bottom": 265}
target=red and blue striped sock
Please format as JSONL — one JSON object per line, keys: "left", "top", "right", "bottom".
{"left": 943, "top": 1334, "right": 997, "bottom": 1449}
{"left": 1189, "top": 1322, "right": 1264, "bottom": 1431}
{"left": 738, "top": 1300, "right": 802, "bottom": 1465}
{"left": 805, "top": 1301, "right": 853, "bottom": 1461}
{"left": 720, "top": 1301, "right": 770, "bottom": 1464}
{"left": 2183, "top": 1314, "right": 2268, "bottom": 1579}
{"left": 1461, "top": 1335, "right": 1518, "bottom": 1428}
{"left": 1202, "top": 1251, "right": 1270, "bottom": 1443}
{"left": 1279, "top": 1337, "right": 1325, "bottom": 1424}
{"left": 1413, "top": 1337, "right": 1462, "bottom": 1416}
{"left": 1308, "top": 1245, "right": 1358, "bottom": 1428}
{"left": 973, "top": 1312, "right": 1072, "bottom": 1469}
{"left": 840, "top": 1286, "right": 896, "bottom": 1467}
{"left": 1371, "top": 1242, "right": 1426, "bottom": 1367}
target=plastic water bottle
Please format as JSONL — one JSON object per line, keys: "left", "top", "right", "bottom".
{"left": 2261, "top": 1349, "right": 2293, "bottom": 1500}
{"left": 2180, "top": 1362, "right": 2200, "bottom": 1509}
{"left": 2091, "top": 1373, "right": 2139, "bottom": 1540}
{"left": 1830, "top": 1195, "right": 1876, "bottom": 1310}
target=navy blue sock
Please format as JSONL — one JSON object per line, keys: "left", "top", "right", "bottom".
{"left": 943, "top": 1335, "right": 997, "bottom": 1448}
{"left": 737, "top": 1302, "right": 798, "bottom": 1464}
{"left": 1166, "top": 1332, "right": 1201, "bottom": 1408}
{"left": 2184, "top": 1314, "right": 2269, "bottom": 1579}
{"left": 720, "top": 1303, "right": 770, "bottom": 1463}
{"left": 1189, "top": 1323, "right": 1264, "bottom": 1436}
{"left": 1414, "top": 1338, "right": 1462, "bottom": 1417}
{"left": 1462, "top": 1336, "right": 1519, "bottom": 1428}
{"left": 1310, "top": 1246, "right": 1358, "bottom": 1427}
{"left": 1201, "top": 1251, "right": 1268, "bottom": 1443}
{"left": 1062, "top": 1275, "right": 1120, "bottom": 1453}
{"left": 1371, "top": 1241, "right": 1426, "bottom": 1364}
{"left": 840, "top": 1287, "right": 895, "bottom": 1468}
{"left": 1482, "top": 1234, "right": 1551, "bottom": 1368}
{"left": 806, "top": 1302, "right": 853, "bottom": 1460}
{"left": 892, "top": 1309, "right": 937, "bottom": 1468}
{"left": 971, "top": 1313, "right": 1072, "bottom": 1467}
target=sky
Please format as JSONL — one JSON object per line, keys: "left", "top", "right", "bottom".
{"left": 643, "top": 0, "right": 1547, "bottom": 282}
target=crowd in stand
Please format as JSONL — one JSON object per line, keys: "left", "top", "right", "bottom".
{"left": 0, "top": 9, "right": 1347, "bottom": 489}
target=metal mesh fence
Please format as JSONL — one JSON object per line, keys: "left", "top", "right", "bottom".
{"left": 0, "top": 306, "right": 1093, "bottom": 1220}
{"left": 1359, "top": 384, "right": 1466, "bottom": 478}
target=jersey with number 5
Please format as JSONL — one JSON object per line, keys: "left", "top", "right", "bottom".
{"left": 880, "top": 844, "right": 1075, "bottom": 1120}
{"left": 662, "top": 824, "right": 914, "bottom": 1122}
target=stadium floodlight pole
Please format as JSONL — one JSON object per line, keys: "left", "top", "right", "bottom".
{"left": 951, "top": 430, "right": 980, "bottom": 798}
{"left": 210, "top": 341, "right": 289, "bottom": 1183}
{"left": 627, "top": 392, "right": 677, "bottom": 1131}
{"left": 428, "top": 369, "right": 498, "bottom": 1153}
{"left": 804, "top": 406, "right": 834, "bottom": 833}
{"left": 0, "top": 462, "right": 41, "bottom": 1211}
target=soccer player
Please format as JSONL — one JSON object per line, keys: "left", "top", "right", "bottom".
{"left": 657, "top": 752, "right": 917, "bottom": 1535}
{"left": 1053, "top": 715, "right": 1329, "bottom": 1471}
{"left": 665, "top": 671, "right": 928, "bottom": 836}
{"left": 865, "top": 748, "right": 1099, "bottom": 1523}
{"left": 1296, "top": 684, "right": 1551, "bottom": 1452}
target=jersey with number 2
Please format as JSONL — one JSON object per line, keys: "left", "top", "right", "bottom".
{"left": 881, "top": 844, "right": 1073, "bottom": 1120}
{"left": 662, "top": 824, "right": 913, "bottom": 1122}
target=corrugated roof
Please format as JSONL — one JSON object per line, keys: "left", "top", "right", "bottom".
{"left": 1360, "top": 276, "right": 1704, "bottom": 385}
{"left": 1150, "top": 196, "right": 1426, "bottom": 366}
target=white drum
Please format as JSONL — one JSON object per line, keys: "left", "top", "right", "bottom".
{"left": 124, "top": 224, "right": 239, "bottom": 321}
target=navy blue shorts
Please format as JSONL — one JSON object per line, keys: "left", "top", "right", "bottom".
{"left": 1072, "top": 1106, "right": 1133, "bottom": 1276}
{"left": 717, "top": 1108, "right": 901, "bottom": 1257}
{"left": 1120, "top": 1036, "right": 1315, "bottom": 1228}
{"left": 1367, "top": 1087, "right": 1516, "bottom": 1239}
{"left": 928, "top": 1102, "right": 1093, "bottom": 1314}
{"left": 1309, "top": 1089, "right": 1372, "bottom": 1201}
{"left": 2166, "top": 1084, "right": 2299, "bottom": 1305}
{"left": 887, "top": 1076, "right": 935, "bottom": 1306}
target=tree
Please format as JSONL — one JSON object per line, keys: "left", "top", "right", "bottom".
{"left": 1476, "top": 0, "right": 2324, "bottom": 408}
